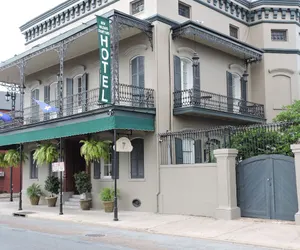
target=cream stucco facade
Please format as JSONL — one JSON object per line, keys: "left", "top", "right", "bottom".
{"left": 0, "top": 0, "right": 299, "bottom": 217}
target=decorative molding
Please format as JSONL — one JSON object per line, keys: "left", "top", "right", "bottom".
{"left": 124, "top": 44, "right": 148, "bottom": 57}
{"left": 268, "top": 68, "right": 295, "bottom": 76}
{"left": 229, "top": 63, "right": 245, "bottom": 76}
{"left": 45, "top": 75, "right": 58, "bottom": 85}
{"left": 23, "top": 0, "right": 119, "bottom": 44}
{"left": 66, "top": 65, "right": 86, "bottom": 78}
{"left": 177, "top": 47, "right": 196, "bottom": 56}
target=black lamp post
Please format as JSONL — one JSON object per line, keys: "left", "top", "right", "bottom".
{"left": 5, "top": 85, "right": 17, "bottom": 202}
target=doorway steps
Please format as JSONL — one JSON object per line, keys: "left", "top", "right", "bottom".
{"left": 64, "top": 194, "right": 81, "bottom": 209}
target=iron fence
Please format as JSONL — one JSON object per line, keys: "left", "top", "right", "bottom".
{"left": 0, "top": 84, "right": 155, "bottom": 131}
{"left": 159, "top": 122, "right": 299, "bottom": 165}
{"left": 174, "top": 88, "right": 265, "bottom": 119}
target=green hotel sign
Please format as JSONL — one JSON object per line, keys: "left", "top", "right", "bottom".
{"left": 97, "top": 16, "right": 111, "bottom": 104}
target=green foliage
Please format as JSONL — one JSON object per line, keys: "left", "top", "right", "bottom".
{"left": 273, "top": 100, "right": 300, "bottom": 123}
{"left": 80, "top": 139, "right": 111, "bottom": 165}
{"left": 4, "top": 149, "right": 28, "bottom": 167}
{"left": 33, "top": 143, "right": 59, "bottom": 166}
{"left": 99, "top": 187, "right": 120, "bottom": 202}
{"left": 231, "top": 100, "right": 300, "bottom": 160}
{"left": 0, "top": 152, "right": 9, "bottom": 168}
{"left": 74, "top": 171, "right": 92, "bottom": 194}
{"left": 26, "top": 183, "right": 43, "bottom": 198}
{"left": 44, "top": 176, "right": 60, "bottom": 196}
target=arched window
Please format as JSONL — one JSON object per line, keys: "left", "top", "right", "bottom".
{"left": 131, "top": 56, "right": 145, "bottom": 107}
{"left": 131, "top": 138, "right": 144, "bottom": 179}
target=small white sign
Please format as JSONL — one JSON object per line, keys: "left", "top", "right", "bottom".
{"left": 52, "top": 162, "right": 65, "bottom": 172}
{"left": 114, "top": 137, "right": 133, "bottom": 152}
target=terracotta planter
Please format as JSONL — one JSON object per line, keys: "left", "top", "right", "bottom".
{"left": 29, "top": 196, "right": 40, "bottom": 206}
{"left": 46, "top": 197, "right": 58, "bottom": 207}
{"left": 103, "top": 201, "right": 114, "bottom": 213}
{"left": 80, "top": 199, "right": 92, "bottom": 210}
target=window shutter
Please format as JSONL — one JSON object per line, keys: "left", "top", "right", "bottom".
{"left": 226, "top": 71, "right": 233, "bottom": 112}
{"left": 193, "top": 62, "right": 200, "bottom": 105}
{"left": 131, "top": 139, "right": 144, "bottom": 179}
{"left": 66, "top": 78, "right": 73, "bottom": 115}
{"left": 175, "top": 138, "right": 183, "bottom": 164}
{"left": 194, "top": 139, "right": 202, "bottom": 163}
{"left": 93, "top": 161, "right": 101, "bottom": 179}
{"left": 81, "top": 73, "right": 88, "bottom": 111}
{"left": 44, "top": 85, "right": 50, "bottom": 103}
{"left": 241, "top": 77, "right": 247, "bottom": 101}
{"left": 174, "top": 55, "right": 182, "bottom": 108}
{"left": 111, "top": 149, "right": 119, "bottom": 179}
{"left": 138, "top": 57, "right": 145, "bottom": 89}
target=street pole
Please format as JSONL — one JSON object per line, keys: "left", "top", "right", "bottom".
{"left": 59, "top": 137, "right": 63, "bottom": 215}
{"left": 113, "top": 129, "right": 118, "bottom": 221}
{"left": 10, "top": 167, "right": 13, "bottom": 202}
{"left": 18, "top": 144, "right": 23, "bottom": 210}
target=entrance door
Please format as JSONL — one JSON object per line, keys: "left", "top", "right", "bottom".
{"left": 237, "top": 154, "right": 298, "bottom": 221}
{"left": 64, "top": 138, "right": 86, "bottom": 193}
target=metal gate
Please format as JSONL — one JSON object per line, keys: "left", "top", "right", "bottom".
{"left": 237, "top": 154, "right": 298, "bottom": 221}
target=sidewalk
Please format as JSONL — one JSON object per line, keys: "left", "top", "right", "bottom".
{"left": 0, "top": 201, "right": 299, "bottom": 249}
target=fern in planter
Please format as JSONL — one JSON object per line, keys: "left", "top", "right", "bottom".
{"left": 0, "top": 152, "right": 9, "bottom": 168}
{"left": 80, "top": 139, "right": 111, "bottom": 164}
{"left": 99, "top": 187, "right": 120, "bottom": 202}
{"left": 4, "top": 149, "right": 28, "bottom": 167}
{"left": 33, "top": 143, "right": 59, "bottom": 166}
{"left": 45, "top": 176, "right": 60, "bottom": 197}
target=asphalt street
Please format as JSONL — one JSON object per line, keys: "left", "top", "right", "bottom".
{"left": 0, "top": 215, "right": 275, "bottom": 250}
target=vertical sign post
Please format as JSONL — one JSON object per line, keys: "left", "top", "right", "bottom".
{"left": 97, "top": 16, "right": 111, "bottom": 104}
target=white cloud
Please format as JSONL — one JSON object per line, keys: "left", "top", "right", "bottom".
{"left": 0, "top": 0, "right": 65, "bottom": 62}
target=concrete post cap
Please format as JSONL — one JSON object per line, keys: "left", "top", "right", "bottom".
{"left": 213, "top": 148, "right": 238, "bottom": 156}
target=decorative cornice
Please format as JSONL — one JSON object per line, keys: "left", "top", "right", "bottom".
{"left": 177, "top": 47, "right": 196, "bottom": 56}
{"left": 268, "top": 68, "right": 295, "bottom": 75}
{"left": 20, "top": 0, "right": 81, "bottom": 32}
{"left": 229, "top": 63, "right": 246, "bottom": 75}
{"left": 124, "top": 44, "right": 148, "bottom": 57}
{"left": 23, "top": 0, "right": 119, "bottom": 44}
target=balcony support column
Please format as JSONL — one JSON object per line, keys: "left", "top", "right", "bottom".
{"left": 55, "top": 43, "right": 68, "bottom": 118}
{"left": 110, "top": 16, "right": 120, "bottom": 105}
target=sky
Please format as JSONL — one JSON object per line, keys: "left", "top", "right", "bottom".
{"left": 0, "top": 0, "right": 65, "bottom": 62}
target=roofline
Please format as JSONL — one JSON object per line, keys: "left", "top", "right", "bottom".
{"left": 19, "top": 0, "right": 81, "bottom": 32}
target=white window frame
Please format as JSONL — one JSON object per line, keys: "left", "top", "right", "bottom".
{"left": 130, "top": 0, "right": 144, "bottom": 15}
{"left": 49, "top": 82, "right": 58, "bottom": 119}
{"left": 72, "top": 74, "right": 83, "bottom": 114}
{"left": 182, "top": 138, "right": 195, "bottom": 164}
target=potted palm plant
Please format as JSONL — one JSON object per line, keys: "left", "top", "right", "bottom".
{"left": 99, "top": 187, "right": 120, "bottom": 213}
{"left": 44, "top": 176, "right": 60, "bottom": 207}
{"left": 74, "top": 171, "right": 92, "bottom": 210}
{"left": 4, "top": 149, "right": 28, "bottom": 167}
{"left": 0, "top": 152, "right": 9, "bottom": 168}
{"left": 33, "top": 143, "right": 59, "bottom": 166}
{"left": 26, "top": 183, "right": 43, "bottom": 205}
{"left": 80, "top": 139, "right": 111, "bottom": 164}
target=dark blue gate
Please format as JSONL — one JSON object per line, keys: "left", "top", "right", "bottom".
{"left": 237, "top": 154, "right": 298, "bottom": 221}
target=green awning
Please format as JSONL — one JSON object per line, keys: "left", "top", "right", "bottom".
{"left": 0, "top": 114, "right": 154, "bottom": 146}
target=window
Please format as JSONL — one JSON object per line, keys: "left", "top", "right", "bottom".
{"left": 131, "top": 0, "right": 144, "bottom": 15}
{"left": 180, "top": 58, "right": 193, "bottom": 91}
{"left": 182, "top": 138, "right": 195, "bottom": 164}
{"left": 271, "top": 29, "right": 287, "bottom": 41}
{"left": 179, "top": 2, "right": 190, "bottom": 18}
{"left": 103, "top": 154, "right": 112, "bottom": 178}
{"left": 31, "top": 88, "right": 40, "bottom": 123}
{"left": 229, "top": 25, "right": 239, "bottom": 39}
{"left": 93, "top": 161, "right": 101, "bottom": 179}
{"left": 131, "top": 139, "right": 144, "bottom": 179}
{"left": 131, "top": 56, "right": 145, "bottom": 107}
{"left": 30, "top": 151, "right": 38, "bottom": 179}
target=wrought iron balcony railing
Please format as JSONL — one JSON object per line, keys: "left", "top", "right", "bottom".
{"left": 0, "top": 84, "right": 155, "bottom": 130}
{"left": 174, "top": 88, "right": 265, "bottom": 119}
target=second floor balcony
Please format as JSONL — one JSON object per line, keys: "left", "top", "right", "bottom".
{"left": 1, "top": 83, "right": 155, "bottom": 132}
{"left": 173, "top": 88, "right": 265, "bottom": 123}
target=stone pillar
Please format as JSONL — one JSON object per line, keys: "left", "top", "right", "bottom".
{"left": 214, "top": 149, "right": 241, "bottom": 220}
{"left": 290, "top": 144, "right": 300, "bottom": 225}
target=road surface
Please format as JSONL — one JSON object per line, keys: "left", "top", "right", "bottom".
{"left": 0, "top": 215, "right": 274, "bottom": 250}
